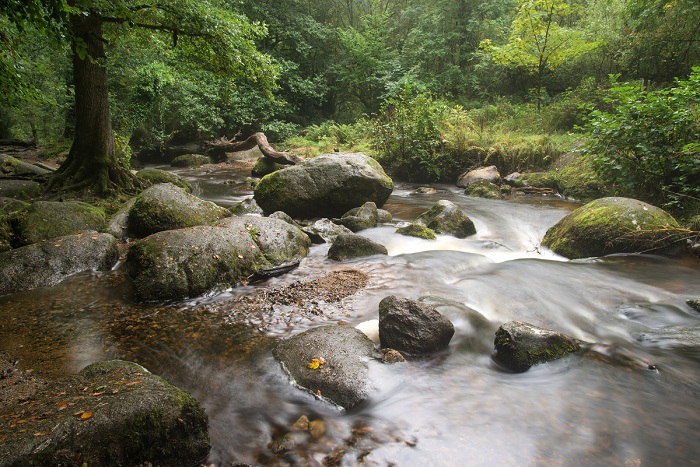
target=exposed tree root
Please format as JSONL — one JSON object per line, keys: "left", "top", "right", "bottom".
{"left": 206, "top": 132, "right": 302, "bottom": 164}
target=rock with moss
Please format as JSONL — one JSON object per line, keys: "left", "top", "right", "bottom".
{"left": 251, "top": 156, "right": 285, "bottom": 178}
{"left": 229, "top": 197, "right": 264, "bottom": 216}
{"left": 171, "top": 153, "right": 212, "bottom": 167}
{"left": 135, "top": 168, "right": 192, "bottom": 192}
{"left": 378, "top": 296, "right": 454, "bottom": 355}
{"left": 494, "top": 321, "right": 585, "bottom": 372}
{"left": 414, "top": 200, "right": 476, "bottom": 238}
{"left": 687, "top": 299, "right": 700, "bottom": 313}
{"left": 464, "top": 179, "right": 502, "bottom": 198}
{"left": 11, "top": 200, "right": 107, "bottom": 247}
{"left": 127, "top": 215, "right": 310, "bottom": 301}
{"left": 336, "top": 201, "right": 380, "bottom": 232}
{"left": 456, "top": 165, "right": 500, "bottom": 188}
{"left": 327, "top": 233, "right": 388, "bottom": 261}
{"left": 301, "top": 218, "right": 353, "bottom": 244}
{"left": 0, "top": 360, "right": 209, "bottom": 466}
{"left": 105, "top": 198, "right": 137, "bottom": 239}
{"left": 253, "top": 153, "right": 393, "bottom": 218}
{"left": 396, "top": 223, "right": 437, "bottom": 240}
{"left": 0, "top": 154, "right": 52, "bottom": 176}
{"left": 0, "top": 179, "right": 42, "bottom": 199}
{"left": 0, "top": 198, "right": 29, "bottom": 251}
{"left": 127, "top": 183, "right": 231, "bottom": 238}
{"left": 0, "top": 232, "right": 118, "bottom": 295}
{"left": 377, "top": 208, "right": 392, "bottom": 224}
{"left": 273, "top": 325, "right": 376, "bottom": 409}
{"left": 542, "top": 197, "right": 684, "bottom": 259}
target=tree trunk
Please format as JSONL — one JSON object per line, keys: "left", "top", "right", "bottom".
{"left": 50, "top": 11, "right": 134, "bottom": 196}
{"left": 206, "top": 132, "right": 302, "bottom": 164}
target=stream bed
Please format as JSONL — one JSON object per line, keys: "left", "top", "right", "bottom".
{"left": 2, "top": 163, "right": 700, "bottom": 466}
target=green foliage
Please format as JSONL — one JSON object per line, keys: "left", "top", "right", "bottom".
{"left": 583, "top": 69, "right": 700, "bottom": 210}
{"left": 113, "top": 131, "right": 132, "bottom": 169}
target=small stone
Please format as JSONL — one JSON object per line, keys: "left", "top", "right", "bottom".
{"left": 269, "top": 432, "right": 296, "bottom": 454}
{"left": 291, "top": 415, "right": 310, "bottom": 431}
{"left": 308, "top": 420, "right": 326, "bottom": 439}
{"left": 382, "top": 349, "right": 406, "bottom": 363}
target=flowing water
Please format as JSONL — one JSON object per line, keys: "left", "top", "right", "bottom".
{"left": 2, "top": 163, "right": 700, "bottom": 466}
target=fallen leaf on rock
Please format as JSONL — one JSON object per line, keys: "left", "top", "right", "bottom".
{"left": 307, "top": 357, "right": 325, "bottom": 370}
{"left": 33, "top": 431, "right": 52, "bottom": 437}
{"left": 74, "top": 411, "right": 93, "bottom": 420}
{"left": 90, "top": 391, "right": 105, "bottom": 397}
{"left": 124, "top": 380, "right": 143, "bottom": 387}
{"left": 56, "top": 402, "right": 68, "bottom": 410}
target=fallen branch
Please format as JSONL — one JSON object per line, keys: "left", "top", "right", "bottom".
{"left": 206, "top": 132, "right": 301, "bottom": 165}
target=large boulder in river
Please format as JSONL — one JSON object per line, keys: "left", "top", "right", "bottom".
{"left": 542, "top": 197, "right": 683, "bottom": 259}
{"left": 456, "top": 165, "right": 500, "bottom": 187}
{"left": 11, "top": 200, "right": 107, "bottom": 247}
{"left": 414, "top": 200, "right": 476, "bottom": 238}
{"left": 253, "top": 153, "right": 393, "bottom": 218}
{"left": 378, "top": 296, "right": 455, "bottom": 355}
{"left": 327, "top": 233, "right": 388, "bottom": 261}
{"left": 494, "top": 321, "right": 585, "bottom": 372}
{"left": 127, "top": 215, "right": 311, "bottom": 301}
{"left": 0, "top": 360, "right": 209, "bottom": 466}
{"left": 127, "top": 183, "right": 231, "bottom": 238}
{"left": 0, "top": 232, "right": 118, "bottom": 296}
{"left": 273, "top": 325, "right": 376, "bottom": 409}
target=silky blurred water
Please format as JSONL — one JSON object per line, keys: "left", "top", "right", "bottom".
{"left": 1, "top": 164, "right": 699, "bottom": 465}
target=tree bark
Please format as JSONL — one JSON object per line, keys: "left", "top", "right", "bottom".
{"left": 206, "top": 132, "right": 302, "bottom": 165}
{"left": 49, "top": 10, "right": 135, "bottom": 196}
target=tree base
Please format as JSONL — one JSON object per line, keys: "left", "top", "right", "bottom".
{"left": 47, "top": 154, "right": 139, "bottom": 198}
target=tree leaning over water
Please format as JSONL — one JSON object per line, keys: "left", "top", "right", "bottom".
{"left": 2, "top": 0, "right": 277, "bottom": 196}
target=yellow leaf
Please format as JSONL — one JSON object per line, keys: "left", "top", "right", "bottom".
{"left": 307, "top": 357, "right": 325, "bottom": 370}
{"left": 56, "top": 401, "right": 69, "bottom": 410}
{"left": 79, "top": 411, "right": 93, "bottom": 420}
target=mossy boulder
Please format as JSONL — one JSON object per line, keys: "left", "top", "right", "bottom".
{"left": 12, "top": 200, "right": 107, "bottom": 247}
{"left": 251, "top": 156, "right": 285, "bottom": 177}
{"left": 414, "top": 200, "right": 476, "bottom": 238}
{"left": 336, "top": 201, "right": 380, "bottom": 232}
{"left": 0, "top": 360, "right": 209, "bottom": 466}
{"left": 456, "top": 165, "right": 500, "bottom": 188}
{"left": 542, "top": 197, "right": 684, "bottom": 259}
{"left": 253, "top": 153, "right": 393, "bottom": 218}
{"left": 171, "top": 153, "right": 212, "bottom": 167}
{"left": 494, "top": 321, "right": 585, "bottom": 372}
{"left": 0, "top": 232, "right": 119, "bottom": 296}
{"left": 135, "top": 168, "right": 192, "bottom": 192}
{"left": 327, "top": 233, "right": 388, "bottom": 261}
{"left": 464, "top": 179, "right": 502, "bottom": 198}
{"left": 0, "top": 198, "right": 29, "bottom": 251}
{"left": 273, "top": 325, "right": 376, "bottom": 409}
{"left": 0, "top": 179, "right": 42, "bottom": 199}
{"left": 396, "top": 223, "right": 437, "bottom": 240}
{"left": 127, "top": 215, "right": 311, "bottom": 301}
{"left": 0, "top": 154, "right": 52, "bottom": 176}
{"left": 127, "top": 183, "right": 231, "bottom": 238}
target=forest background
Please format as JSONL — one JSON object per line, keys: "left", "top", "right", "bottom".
{"left": 2, "top": 0, "right": 699, "bottom": 218}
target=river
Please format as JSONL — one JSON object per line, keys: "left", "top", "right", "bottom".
{"left": 1, "top": 162, "right": 700, "bottom": 466}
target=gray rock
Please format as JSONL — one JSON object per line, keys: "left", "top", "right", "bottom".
{"left": 268, "top": 210, "right": 301, "bottom": 228}
{"left": 0, "top": 360, "right": 209, "bottom": 466}
{"left": 135, "top": 168, "right": 192, "bottom": 192}
{"left": 253, "top": 153, "right": 393, "bottom": 218}
{"left": 377, "top": 209, "right": 393, "bottom": 224}
{"left": 127, "top": 183, "right": 231, "bottom": 237}
{"left": 170, "top": 153, "right": 212, "bottom": 167}
{"left": 229, "top": 197, "right": 264, "bottom": 216}
{"left": 337, "top": 201, "right": 380, "bottom": 232}
{"left": 0, "top": 232, "right": 118, "bottom": 295}
{"left": 0, "top": 154, "right": 51, "bottom": 176}
{"left": 378, "top": 296, "right": 455, "bottom": 355}
{"left": 251, "top": 156, "right": 285, "bottom": 178}
{"left": 273, "top": 325, "right": 376, "bottom": 409}
{"left": 301, "top": 218, "right": 353, "bottom": 244}
{"left": 0, "top": 179, "right": 41, "bottom": 199}
{"left": 456, "top": 165, "right": 500, "bottom": 187}
{"left": 414, "top": 200, "right": 476, "bottom": 238}
{"left": 494, "top": 321, "right": 584, "bottom": 372}
{"left": 687, "top": 299, "right": 700, "bottom": 313}
{"left": 127, "top": 215, "right": 310, "bottom": 301}
{"left": 328, "top": 233, "right": 388, "bottom": 261}
{"left": 396, "top": 223, "right": 437, "bottom": 240}
{"left": 542, "top": 197, "right": 684, "bottom": 259}
{"left": 12, "top": 200, "right": 107, "bottom": 247}
{"left": 105, "top": 198, "right": 137, "bottom": 239}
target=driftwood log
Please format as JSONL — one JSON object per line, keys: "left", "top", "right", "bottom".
{"left": 206, "top": 132, "right": 301, "bottom": 165}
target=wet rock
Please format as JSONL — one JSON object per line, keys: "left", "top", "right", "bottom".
{"left": 301, "top": 218, "right": 353, "bottom": 244}
{"left": 464, "top": 179, "right": 502, "bottom": 198}
{"left": 456, "top": 165, "right": 500, "bottom": 188}
{"left": 504, "top": 172, "right": 522, "bottom": 185}
{"left": 336, "top": 201, "right": 380, "bottom": 232}
{"left": 272, "top": 325, "right": 375, "bottom": 409}
{"left": 381, "top": 349, "right": 406, "bottom": 363}
{"left": 229, "top": 197, "right": 264, "bottom": 216}
{"left": 378, "top": 296, "right": 455, "bottom": 355}
{"left": 414, "top": 200, "right": 476, "bottom": 238}
{"left": 253, "top": 152, "right": 393, "bottom": 218}
{"left": 328, "top": 233, "right": 388, "bottom": 261}
{"left": 292, "top": 415, "right": 310, "bottom": 431}
{"left": 10, "top": 200, "right": 107, "bottom": 247}
{"left": 377, "top": 208, "right": 392, "bottom": 224}
{"left": 127, "top": 183, "right": 231, "bottom": 237}
{"left": 396, "top": 223, "right": 436, "bottom": 240}
{"left": 542, "top": 197, "right": 684, "bottom": 259}
{"left": 135, "top": 168, "right": 192, "bottom": 192}
{"left": 105, "top": 198, "right": 136, "bottom": 239}
{"left": 127, "top": 215, "right": 310, "bottom": 301}
{"left": 251, "top": 156, "right": 285, "bottom": 178}
{"left": 170, "top": 153, "right": 211, "bottom": 167}
{"left": 0, "top": 232, "right": 119, "bottom": 296}
{"left": 0, "top": 179, "right": 41, "bottom": 199}
{"left": 269, "top": 210, "right": 302, "bottom": 228}
{"left": 687, "top": 299, "right": 700, "bottom": 313}
{"left": 0, "top": 360, "right": 209, "bottom": 466}
{"left": 270, "top": 433, "right": 297, "bottom": 454}
{"left": 494, "top": 321, "right": 584, "bottom": 372}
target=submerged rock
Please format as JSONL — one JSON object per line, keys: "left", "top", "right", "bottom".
{"left": 0, "top": 360, "right": 209, "bottom": 466}
{"left": 542, "top": 197, "right": 683, "bottom": 259}
{"left": 687, "top": 299, "right": 700, "bottom": 313}
{"left": 378, "top": 296, "right": 455, "bottom": 355}
{"left": 327, "top": 233, "right": 388, "bottom": 261}
{"left": 253, "top": 152, "right": 393, "bottom": 218}
{"left": 273, "top": 325, "right": 376, "bottom": 409}
{"left": 494, "top": 321, "right": 584, "bottom": 372}
{"left": 414, "top": 200, "right": 476, "bottom": 238}
{"left": 11, "top": 200, "right": 107, "bottom": 247}
{"left": 0, "top": 232, "right": 118, "bottom": 296}
{"left": 127, "top": 183, "right": 231, "bottom": 237}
